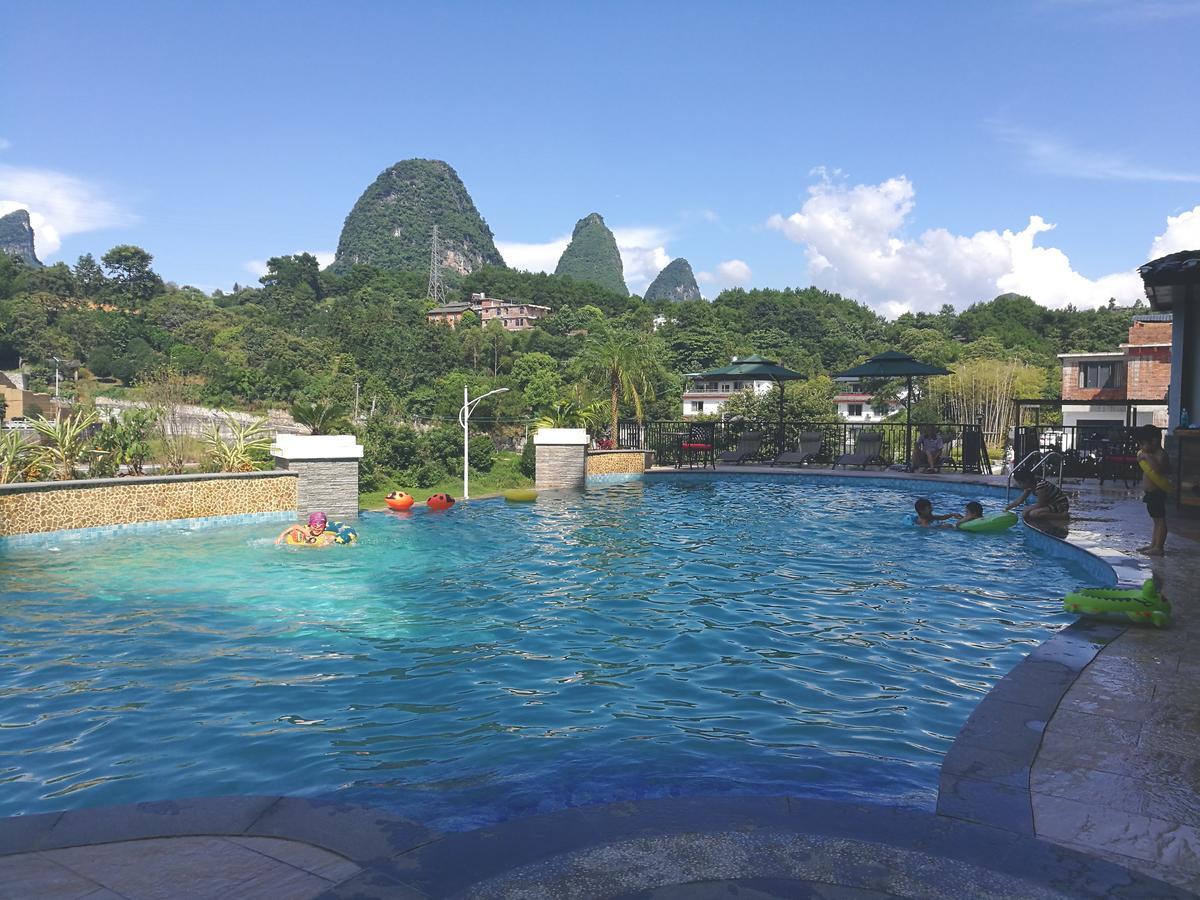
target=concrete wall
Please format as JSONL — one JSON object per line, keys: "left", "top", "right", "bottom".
{"left": 0, "top": 471, "right": 298, "bottom": 538}
{"left": 533, "top": 428, "right": 588, "bottom": 489}
{"left": 270, "top": 434, "right": 363, "bottom": 519}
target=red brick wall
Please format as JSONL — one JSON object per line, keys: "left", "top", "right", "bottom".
{"left": 1127, "top": 321, "right": 1172, "bottom": 346}
{"left": 1126, "top": 346, "right": 1170, "bottom": 400}
{"left": 1061, "top": 361, "right": 1127, "bottom": 401}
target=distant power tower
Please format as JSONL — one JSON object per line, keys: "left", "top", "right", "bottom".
{"left": 427, "top": 225, "right": 447, "bottom": 306}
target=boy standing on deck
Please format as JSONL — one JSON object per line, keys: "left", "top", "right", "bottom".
{"left": 1137, "top": 425, "right": 1170, "bottom": 556}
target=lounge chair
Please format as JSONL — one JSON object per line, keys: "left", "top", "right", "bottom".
{"left": 833, "top": 431, "right": 885, "bottom": 469}
{"left": 718, "top": 431, "right": 762, "bottom": 465}
{"left": 773, "top": 431, "right": 823, "bottom": 467}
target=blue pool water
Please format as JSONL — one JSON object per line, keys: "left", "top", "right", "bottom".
{"left": 0, "top": 478, "right": 1089, "bottom": 830}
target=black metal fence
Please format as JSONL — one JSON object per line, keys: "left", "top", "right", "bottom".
{"left": 616, "top": 420, "right": 993, "bottom": 473}
{"left": 1012, "top": 424, "right": 1143, "bottom": 480}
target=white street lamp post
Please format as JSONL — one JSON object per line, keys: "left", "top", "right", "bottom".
{"left": 459, "top": 386, "right": 508, "bottom": 500}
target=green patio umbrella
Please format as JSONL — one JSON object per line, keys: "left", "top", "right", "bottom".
{"left": 833, "top": 351, "right": 951, "bottom": 470}
{"left": 695, "top": 355, "right": 807, "bottom": 449}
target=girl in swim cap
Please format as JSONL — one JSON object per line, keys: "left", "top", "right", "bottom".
{"left": 275, "top": 512, "right": 336, "bottom": 546}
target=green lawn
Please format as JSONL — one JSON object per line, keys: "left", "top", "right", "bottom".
{"left": 359, "top": 451, "right": 533, "bottom": 509}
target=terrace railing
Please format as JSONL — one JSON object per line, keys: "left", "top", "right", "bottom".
{"left": 1011, "top": 424, "right": 1141, "bottom": 480}
{"left": 618, "top": 420, "right": 993, "bottom": 473}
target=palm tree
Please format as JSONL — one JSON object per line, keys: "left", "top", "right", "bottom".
{"left": 290, "top": 399, "right": 351, "bottom": 435}
{"left": 576, "top": 330, "right": 663, "bottom": 447}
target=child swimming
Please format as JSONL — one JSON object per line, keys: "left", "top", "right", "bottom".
{"left": 913, "top": 498, "right": 961, "bottom": 528}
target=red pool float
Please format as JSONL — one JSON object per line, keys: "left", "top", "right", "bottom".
{"left": 385, "top": 491, "right": 415, "bottom": 511}
{"left": 426, "top": 492, "right": 455, "bottom": 511}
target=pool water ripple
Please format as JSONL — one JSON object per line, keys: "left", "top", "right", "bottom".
{"left": 0, "top": 478, "right": 1087, "bottom": 830}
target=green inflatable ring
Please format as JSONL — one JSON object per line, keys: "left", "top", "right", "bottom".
{"left": 504, "top": 489, "right": 538, "bottom": 503}
{"left": 958, "top": 511, "right": 1018, "bottom": 533}
{"left": 1063, "top": 579, "right": 1170, "bottom": 628}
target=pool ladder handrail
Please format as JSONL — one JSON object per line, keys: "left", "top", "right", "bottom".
{"left": 1006, "top": 450, "right": 1064, "bottom": 504}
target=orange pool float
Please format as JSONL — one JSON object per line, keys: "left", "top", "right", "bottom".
{"left": 385, "top": 492, "right": 415, "bottom": 511}
{"left": 426, "top": 492, "right": 455, "bottom": 511}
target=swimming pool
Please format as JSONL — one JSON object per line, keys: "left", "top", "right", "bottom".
{"left": 0, "top": 477, "right": 1090, "bottom": 831}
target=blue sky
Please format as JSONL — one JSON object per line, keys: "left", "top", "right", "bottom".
{"left": 3, "top": 0, "right": 1198, "bottom": 314}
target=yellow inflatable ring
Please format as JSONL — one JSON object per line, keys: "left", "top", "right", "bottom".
{"left": 1139, "top": 459, "right": 1171, "bottom": 493}
{"left": 504, "top": 489, "right": 538, "bottom": 503}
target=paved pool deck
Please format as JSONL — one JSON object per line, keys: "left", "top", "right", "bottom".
{"left": 3, "top": 465, "right": 1199, "bottom": 898}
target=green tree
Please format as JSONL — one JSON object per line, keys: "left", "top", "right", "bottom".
{"left": 74, "top": 253, "right": 106, "bottom": 298}
{"left": 101, "top": 245, "right": 162, "bottom": 307}
{"left": 576, "top": 330, "right": 665, "bottom": 445}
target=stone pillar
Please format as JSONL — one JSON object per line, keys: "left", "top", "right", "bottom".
{"left": 271, "top": 434, "right": 364, "bottom": 520}
{"left": 533, "top": 428, "right": 588, "bottom": 490}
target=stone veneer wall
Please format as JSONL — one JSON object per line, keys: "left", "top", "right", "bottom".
{"left": 585, "top": 449, "right": 646, "bottom": 477}
{"left": 0, "top": 471, "right": 298, "bottom": 538}
{"left": 535, "top": 446, "right": 587, "bottom": 489}
{"left": 273, "top": 459, "right": 359, "bottom": 519}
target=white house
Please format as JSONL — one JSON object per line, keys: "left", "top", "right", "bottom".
{"left": 834, "top": 391, "right": 899, "bottom": 423}
{"left": 681, "top": 374, "right": 774, "bottom": 417}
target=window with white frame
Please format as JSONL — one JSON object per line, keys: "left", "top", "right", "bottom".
{"left": 691, "top": 401, "right": 704, "bottom": 412}
{"left": 847, "top": 403, "right": 863, "bottom": 417}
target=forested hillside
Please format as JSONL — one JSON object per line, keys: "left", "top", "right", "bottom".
{"left": 554, "top": 213, "right": 628, "bottom": 296}
{"left": 0, "top": 244, "right": 1145, "bottom": 441}
{"left": 332, "top": 159, "right": 505, "bottom": 274}
{"left": 644, "top": 258, "right": 701, "bottom": 302}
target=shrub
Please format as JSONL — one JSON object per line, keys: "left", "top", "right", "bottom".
{"left": 468, "top": 432, "right": 495, "bottom": 473}
{"left": 519, "top": 439, "right": 536, "bottom": 478}
{"left": 407, "top": 460, "right": 447, "bottom": 488}
{"left": 359, "top": 418, "right": 421, "bottom": 490}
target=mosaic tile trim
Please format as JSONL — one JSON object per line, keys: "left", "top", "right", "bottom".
{"left": 0, "top": 510, "right": 297, "bottom": 549}
{"left": 585, "top": 450, "right": 647, "bottom": 476}
{"left": 0, "top": 472, "right": 298, "bottom": 538}
{"left": 586, "top": 473, "right": 645, "bottom": 484}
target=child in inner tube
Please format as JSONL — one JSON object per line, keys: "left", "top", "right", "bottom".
{"left": 276, "top": 512, "right": 337, "bottom": 546}
{"left": 954, "top": 501, "right": 984, "bottom": 528}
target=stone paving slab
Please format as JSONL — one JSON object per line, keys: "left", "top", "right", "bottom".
{"left": 1027, "top": 484, "right": 1200, "bottom": 892}
{"left": 0, "top": 836, "right": 359, "bottom": 900}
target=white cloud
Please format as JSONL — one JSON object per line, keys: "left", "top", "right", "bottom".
{"left": 1148, "top": 207, "right": 1200, "bottom": 259}
{"left": 242, "top": 250, "right": 336, "bottom": 278}
{"left": 695, "top": 259, "right": 753, "bottom": 289}
{"left": 495, "top": 235, "right": 570, "bottom": 273}
{"left": 767, "top": 173, "right": 1148, "bottom": 316}
{"left": 0, "top": 164, "right": 133, "bottom": 259}
{"left": 0, "top": 138, "right": 11, "bottom": 151}
{"left": 702, "top": 209, "right": 719, "bottom": 223}
{"left": 717, "top": 259, "right": 752, "bottom": 285}
{"left": 995, "top": 124, "right": 1200, "bottom": 183}
{"left": 613, "top": 227, "right": 671, "bottom": 294}
{"left": 497, "top": 225, "right": 674, "bottom": 294}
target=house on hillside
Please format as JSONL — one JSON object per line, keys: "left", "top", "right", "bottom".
{"left": 425, "top": 292, "right": 551, "bottom": 332}
{"left": 834, "top": 390, "right": 901, "bottom": 423}
{"left": 0, "top": 371, "right": 57, "bottom": 422}
{"left": 681, "top": 369, "right": 775, "bottom": 418}
{"left": 1057, "top": 314, "right": 1171, "bottom": 430}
